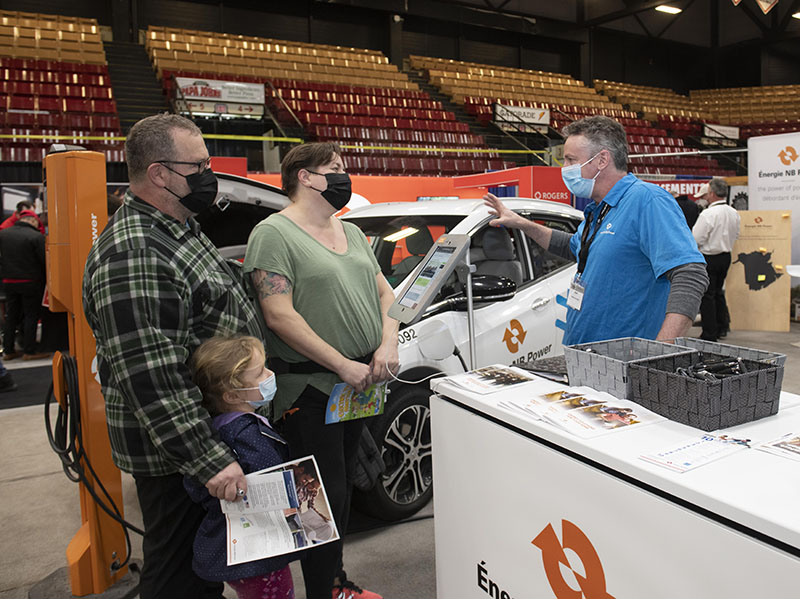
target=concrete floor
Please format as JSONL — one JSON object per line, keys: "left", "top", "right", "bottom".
{"left": 1, "top": 323, "right": 797, "bottom": 599}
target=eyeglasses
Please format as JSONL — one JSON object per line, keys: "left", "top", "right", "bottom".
{"left": 155, "top": 157, "right": 212, "bottom": 174}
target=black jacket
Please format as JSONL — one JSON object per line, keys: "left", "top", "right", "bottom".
{"left": 0, "top": 220, "right": 46, "bottom": 282}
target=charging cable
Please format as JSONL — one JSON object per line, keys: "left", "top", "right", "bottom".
{"left": 45, "top": 353, "right": 144, "bottom": 574}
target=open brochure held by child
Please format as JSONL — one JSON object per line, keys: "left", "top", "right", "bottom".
{"left": 219, "top": 455, "right": 339, "bottom": 566}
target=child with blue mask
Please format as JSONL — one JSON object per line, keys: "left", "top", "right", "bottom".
{"left": 184, "top": 335, "right": 297, "bottom": 599}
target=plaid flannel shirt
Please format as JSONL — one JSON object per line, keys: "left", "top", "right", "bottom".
{"left": 83, "top": 193, "right": 262, "bottom": 483}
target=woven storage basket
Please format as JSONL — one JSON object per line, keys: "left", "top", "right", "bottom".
{"left": 563, "top": 337, "right": 695, "bottom": 399}
{"left": 627, "top": 352, "right": 783, "bottom": 431}
{"left": 673, "top": 337, "right": 786, "bottom": 366}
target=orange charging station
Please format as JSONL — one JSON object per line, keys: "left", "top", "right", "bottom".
{"left": 45, "top": 150, "right": 127, "bottom": 595}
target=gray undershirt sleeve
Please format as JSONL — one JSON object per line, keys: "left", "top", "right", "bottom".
{"left": 664, "top": 262, "right": 709, "bottom": 319}
{"left": 546, "top": 229, "right": 574, "bottom": 259}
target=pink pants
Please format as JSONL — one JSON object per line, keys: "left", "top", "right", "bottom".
{"left": 227, "top": 565, "right": 294, "bottom": 599}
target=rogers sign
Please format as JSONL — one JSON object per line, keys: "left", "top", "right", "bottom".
{"left": 531, "top": 166, "right": 572, "bottom": 205}
{"left": 534, "top": 190, "right": 570, "bottom": 201}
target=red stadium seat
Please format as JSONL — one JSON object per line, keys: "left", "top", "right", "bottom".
{"left": 65, "top": 98, "right": 91, "bottom": 113}
{"left": 38, "top": 97, "right": 61, "bottom": 111}
{"left": 9, "top": 96, "right": 36, "bottom": 111}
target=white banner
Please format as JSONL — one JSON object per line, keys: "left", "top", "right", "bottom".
{"left": 431, "top": 396, "right": 800, "bottom": 599}
{"left": 747, "top": 131, "right": 800, "bottom": 272}
{"left": 177, "top": 99, "right": 264, "bottom": 117}
{"left": 493, "top": 104, "right": 550, "bottom": 126}
{"left": 704, "top": 123, "right": 740, "bottom": 139}
{"left": 175, "top": 77, "right": 265, "bottom": 105}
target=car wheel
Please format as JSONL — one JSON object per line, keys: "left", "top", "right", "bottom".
{"left": 354, "top": 384, "right": 432, "bottom": 521}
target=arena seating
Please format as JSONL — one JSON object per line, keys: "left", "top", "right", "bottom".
{"left": 0, "top": 10, "right": 122, "bottom": 162}
{"left": 147, "top": 27, "right": 514, "bottom": 175}
{"left": 690, "top": 85, "right": 800, "bottom": 138}
{"left": 147, "top": 27, "right": 413, "bottom": 91}
{"left": 413, "top": 55, "right": 616, "bottom": 108}
{"left": 411, "top": 58, "right": 732, "bottom": 177}
{"left": 594, "top": 80, "right": 707, "bottom": 121}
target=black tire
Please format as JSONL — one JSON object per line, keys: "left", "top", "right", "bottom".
{"left": 353, "top": 384, "right": 433, "bottom": 521}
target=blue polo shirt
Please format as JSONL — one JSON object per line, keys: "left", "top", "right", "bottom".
{"left": 565, "top": 174, "right": 704, "bottom": 345}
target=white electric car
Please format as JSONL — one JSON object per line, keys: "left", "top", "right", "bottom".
{"left": 202, "top": 174, "right": 584, "bottom": 520}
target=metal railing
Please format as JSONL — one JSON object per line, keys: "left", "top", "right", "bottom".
{"left": 169, "top": 73, "right": 194, "bottom": 120}
{"left": 264, "top": 79, "right": 304, "bottom": 136}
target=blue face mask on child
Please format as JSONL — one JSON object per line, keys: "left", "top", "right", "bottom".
{"left": 561, "top": 151, "right": 603, "bottom": 199}
{"left": 237, "top": 373, "right": 277, "bottom": 408}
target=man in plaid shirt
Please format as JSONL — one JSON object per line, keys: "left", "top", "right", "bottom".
{"left": 83, "top": 114, "right": 261, "bottom": 598}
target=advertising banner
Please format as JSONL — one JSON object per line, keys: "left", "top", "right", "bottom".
{"left": 176, "top": 99, "right": 265, "bottom": 117}
{"left": 704, "top": 123, "right": 740, "bottom": 140}
{"left": 493, "top": 104, "right": 549, "bottom": 133}
{"left": 175, "top": 77, "right": 265, "bottom": 104}
{"left": 727, "top": 210, "right": 792, "bottom": 332}
{"left": 646, "top": 179, "right": 710, "bottom": 201}
{"left": 747, "top": 131, "right": 800, "bottom": 274}
{"left": 431, "top": 397, "right": 800, "bottom": 599}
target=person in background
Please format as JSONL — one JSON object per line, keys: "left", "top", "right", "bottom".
{"left": 0, "top": 200, "right": 45, "bottom": 234}
{"left": 0, "top": 358, "right": 16, "bottom": 393}
{"left": 185, "top": 335, "right": 297, "bottom": 599}
{"left": 692, "top": 178, "right": 740, "bottom": 341}
{"left": 671, "top": 190, "right": 699, "bottom": 230}
{"left": 244, "top": 141, "right": 398, "bottom": 599}
{"left": 0, "top": 209, "right": 49, "bottom": 361}
{"left": 83, "top": 113, "right": 262, "bottom": 599}
{"left": 484, "top": 115, "right": 708, "bottom": 345}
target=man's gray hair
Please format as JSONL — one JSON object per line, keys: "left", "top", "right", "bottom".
{"left": 708, "top": 177, "right": 728, "bottom": 199}
{"left": 562, "top": 115, "right": 628, "bottom": 171}
{"left": 125, "top": 113, "right": 202, "bottom": 183}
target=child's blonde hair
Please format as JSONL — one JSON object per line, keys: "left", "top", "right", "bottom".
{"left": 191, "top": 335, "right": 266, "bottom": 415}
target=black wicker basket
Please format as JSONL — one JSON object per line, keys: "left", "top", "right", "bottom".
{"left": 627, "top": 352, "right": 783, "bottom": 431}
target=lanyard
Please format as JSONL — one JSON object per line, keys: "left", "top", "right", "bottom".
{"left": 577, "top": 203, "right": 611, "bottom": 275}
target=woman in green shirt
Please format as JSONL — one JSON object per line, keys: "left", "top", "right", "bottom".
{"left": 244, "top": 142, "right": 399, "bottom": 599}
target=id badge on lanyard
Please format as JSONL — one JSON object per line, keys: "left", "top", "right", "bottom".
{"left": 567, "top": 274, "right": 585, "bottom": 311}
{"left": 568, "top": 203, "right": 610, "bottom": 312}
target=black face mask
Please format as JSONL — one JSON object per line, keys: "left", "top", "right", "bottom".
{"left": 308, "top": 171, "right": 352, "bottom": 211}
{"left": 163, "top": 166, "right": 219, "bottom": 214}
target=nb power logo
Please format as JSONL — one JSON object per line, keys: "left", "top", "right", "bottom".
{"left": 502, "top": 318, "right": 527, "bottom": 352}
{"left": 532, "top": 520, "right": 615, "bottom": 599}
{"left": 778, "top": 146, "right": 798, "bottom": 166}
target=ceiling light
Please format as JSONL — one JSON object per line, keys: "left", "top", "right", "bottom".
{"left": 655, "top": 5, "right": 682, "bottom": 14}
{"left": 384, "top": 227, "right": 418, "bottom": 243}
{"left": 792, "top": 12, "right": 800, "bottom": 19}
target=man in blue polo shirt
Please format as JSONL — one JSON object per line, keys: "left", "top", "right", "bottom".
{"left": 484, "top": 115, "right": 708, "bottom": 345}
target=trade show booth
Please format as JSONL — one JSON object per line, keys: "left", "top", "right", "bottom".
{"left": 429, "top": 376, "right": 800, "bottom": 598}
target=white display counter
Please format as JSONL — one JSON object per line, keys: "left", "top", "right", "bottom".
{"left": 430, "top": 377, "right": 800, "bottom": 599}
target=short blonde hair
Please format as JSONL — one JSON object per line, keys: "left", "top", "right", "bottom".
{"left": 191, "top": 336, "right": 265, "bottom": 415}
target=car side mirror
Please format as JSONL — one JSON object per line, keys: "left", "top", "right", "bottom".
{"left": 447, "top": 274, "right": 517, "bottom": 308}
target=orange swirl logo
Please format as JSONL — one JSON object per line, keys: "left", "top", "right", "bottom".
{"left": 532, "top": 520, "right": 615, "bottom": 599}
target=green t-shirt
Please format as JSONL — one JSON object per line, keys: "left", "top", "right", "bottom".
{"left": 243, "top": 213, "right": 383, "bottom": 416}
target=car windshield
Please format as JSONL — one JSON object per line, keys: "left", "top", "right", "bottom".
{"left": 345, "top": 214, "right": 464, "bottom": 288}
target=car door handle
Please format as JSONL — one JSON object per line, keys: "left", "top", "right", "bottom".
{"left": 530, "top": 297, "right": 551, "bottom": 310}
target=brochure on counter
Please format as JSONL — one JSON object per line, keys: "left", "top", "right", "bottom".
{"left": 756, "top": 433, "right": 800, "bottom": 462}
{"left": 499, "top": 385, "right": 664, "bottom": 438}
{"left": 640, "top": 434, "right": 753, "bottom": 473}
{"left": 441, "top": 364, "right": 539, "bottom": 394}
{"left": 220, "top": 455, "right": 339, "bottom": 566}
{"left": 325, "top": 382, "right": 387, "bottom": 424}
